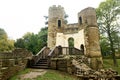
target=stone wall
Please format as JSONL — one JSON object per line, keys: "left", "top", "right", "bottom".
{"left": 56, "top": 29, "right": 85, "bottom": 50}
{"left": 50, "top": 56, "right": 120, "bottom": 80}
{"left": 0, "top": 48, "right": 32, "bottom": 80}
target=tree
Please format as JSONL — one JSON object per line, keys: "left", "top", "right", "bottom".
{"left": 0, "top": 28, "right": 14, "bottom": 52}
{"left": 14, "top": 27, "right": 48, "bottom": 55}
{"left": 96, "top": 0, "right": 120, "bottom": 66}
{"left": 38, "top": 27, "right": 48, "bottom": 47}
{"left": 14, "top": 38, "right": 25, "bottom": 48}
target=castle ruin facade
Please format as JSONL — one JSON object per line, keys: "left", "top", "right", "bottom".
{"left": 47, "top": 5, "right": 103, "bottom": 69}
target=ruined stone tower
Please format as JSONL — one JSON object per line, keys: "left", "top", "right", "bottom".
{"left": 78, "top": 7, "right": 103, "bottom": 69}
{"left": 48, "top": 5, "right": 103, "bottom": 69}
{"left": 48, "top": 5, "right": 65, "bottom": 49}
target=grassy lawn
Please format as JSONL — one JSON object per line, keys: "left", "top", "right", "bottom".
{"left": 103, "top": 59, "right": 120, "bottom": 74}
{"left": 35, "top": 70, "right": 77, "bottom": 80}
{"left": 9, "top": 69, "right": 77, "bottom": 80}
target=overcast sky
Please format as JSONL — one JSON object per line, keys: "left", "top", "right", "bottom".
{"left": 0, "top": 0, "right": 105, "bottom": 40}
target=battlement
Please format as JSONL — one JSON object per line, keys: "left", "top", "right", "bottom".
{"left": 49, "top": 5, "right": 64, "bottom": 10}
{"left": 49, "top": 5, "right": 65, "bottom": 20}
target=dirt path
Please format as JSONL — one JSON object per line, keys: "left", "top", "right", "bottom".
{"left": 20, "top": 69, "right": 47, "bottom": 80}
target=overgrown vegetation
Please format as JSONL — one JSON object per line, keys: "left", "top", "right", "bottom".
{"left": 96, "top": 0, "right": 120, "bottom": 66}
{"left": 103, "top": 59, "right": 120, "bottom": 74}
{"left": 0, "top": 28, "right": 14, "bottom": 52}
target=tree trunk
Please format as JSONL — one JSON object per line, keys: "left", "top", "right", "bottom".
{"left": 107, "top": 26, "right": 118, "bottom": 67}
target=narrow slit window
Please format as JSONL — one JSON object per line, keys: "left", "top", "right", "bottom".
{"left": 58, "top": 20, "right": 61, "bottom": 28}
{"left": 79, "top": 17, "right": 82, "bottom": 24}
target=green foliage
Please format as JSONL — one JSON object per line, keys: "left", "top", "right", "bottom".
{"left": 100, "top": 36, "right": 111, "bottom": 56}
{"left": 14, "top": 38, "right": 25, "bottom": 48}
{"left": 96, "top": 0, "right": 120, "bottom": 66}
{"left": 103, "top": 59, "right": 120, "bottom": 74}
{"left": 15, "top": 27, "right": 48, "bottom": 54}
{"left": 68, "top": 38, "right": 74, "bottom": 48}
{"left": 0, "top": 28, "right": 14, "bottom": 52}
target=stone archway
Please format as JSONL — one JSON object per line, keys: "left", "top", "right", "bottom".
{"left": 68, "top": 37, "right": 74, "bottom": 54}
{"left": 68, "top": 37, "right": 74, "bottom": 48}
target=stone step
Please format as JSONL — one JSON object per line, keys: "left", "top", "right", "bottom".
{"left": 32, "top": 58, "right": 48, "bottom": 69}
{"left": 32, "top": 65, "right": 49, "bottom": 69}
{"left": 37, "top": 61, "right": 47, "bottom": 64}
{"left": 35, "top": 63, "right": 48, "bottom": 66}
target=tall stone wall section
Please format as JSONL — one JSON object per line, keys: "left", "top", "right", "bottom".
{"left": 48, "top": 5, "right": 65, "bottom": 49}
{"left": 0, "top": 49, "right": 32, "bottom": 80}
{"left": 78, "top": 7, "right": 103, "bottom": 70}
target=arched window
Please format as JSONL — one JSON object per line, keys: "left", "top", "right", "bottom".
{"left": 58, "top": 20, "right": 61, "bottom": 28}
{"left": 79, "top": 17, "right": 82, "bottom": 24}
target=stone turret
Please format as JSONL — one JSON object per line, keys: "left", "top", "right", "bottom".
{"left": 79, "top": 7, "right": 103, "bottom": 70}
{"left": 78, "top": 7, "right": 97, "bottom": 26}
{"left": 48, "top": 5, "right": 65, "bottom": 49}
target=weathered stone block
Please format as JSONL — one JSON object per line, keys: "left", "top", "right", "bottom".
{"left": 2, "top": 59, "right": 9, "bottom": 67}
{"left": 8, "top": 59, "right": 15, "bottom": 67}
{"left": 90, "top": 57, "right": 103, "bottom": 70}
{"left": 16, "top": 58, "right": 22, "bottom": 65}
{"left": 67, "top": 67, "right": 73, "bottom": 74}
{"left": 50, "top": 59, "right": 57, "bottom": 69}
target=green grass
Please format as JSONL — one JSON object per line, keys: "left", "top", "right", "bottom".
{"left": 35, "top": 70, "right": 77, "bottom": 80}
{"left": 9, "top": 69, "right": 77, "bottom": 80}
{"left": 103, "top": 59, "right": 120, "bottom": 74}
{"left": 9, "top": 68, "right": 31, "bottom": 80}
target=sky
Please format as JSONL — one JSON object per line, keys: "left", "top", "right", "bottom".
{"left": 0, "top": 0, "right": 105, "bottom": 40}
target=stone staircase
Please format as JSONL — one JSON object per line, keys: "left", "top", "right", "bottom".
{"left": 32, "top": 59, "right": 48, "bottom": 69}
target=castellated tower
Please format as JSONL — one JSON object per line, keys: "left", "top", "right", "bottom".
{"left": 48, "top": 5, "right": 65, "bottom": 49}
{"left": 78, "top": 7, "right": 103, "bottom": 70}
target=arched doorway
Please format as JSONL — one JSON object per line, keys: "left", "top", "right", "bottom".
{"left": 80, "top": 44, "right": 84, "bottom": 54}
{"left": 68, "top": 37, "right": 74, "bottom": 54}
{"left": 68, "top": 37, "right": 74, "bottom": 48}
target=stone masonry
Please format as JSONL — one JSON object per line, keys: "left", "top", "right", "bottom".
{"left": 0, "top": 49, "right": 33, "bottom": 80}
{"left": 47, "top": 5, "right": 103, "bottom": 70}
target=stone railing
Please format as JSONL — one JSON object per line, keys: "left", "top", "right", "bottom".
{"left": 0, "top": 48, "right": 33, "bottom": 80}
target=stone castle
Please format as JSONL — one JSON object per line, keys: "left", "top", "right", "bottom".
{"left": 47, "top": 5, "right": 103, "bottom": 69}
{"left": 1, "top": 5, "right": 120, "bottom": 80}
